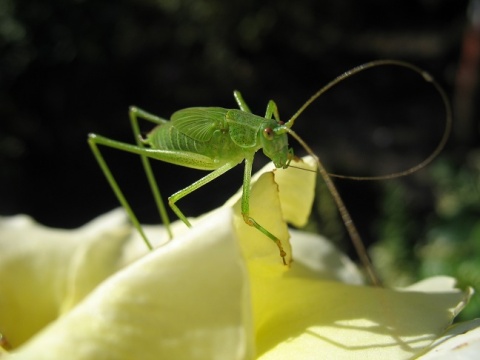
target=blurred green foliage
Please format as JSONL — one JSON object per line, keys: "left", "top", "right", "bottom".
{"left": 373, "top": 152, "right": 480, "bottom": 321}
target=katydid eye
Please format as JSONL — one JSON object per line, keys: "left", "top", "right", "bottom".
{"left": 263, "top": 127, "right": 274, "bottom": 140}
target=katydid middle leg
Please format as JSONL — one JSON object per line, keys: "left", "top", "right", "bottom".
{"left": 167, "top": 161, "right": 239, "bottom": 227}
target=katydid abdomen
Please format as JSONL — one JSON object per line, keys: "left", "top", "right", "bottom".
{"left": 143, "top": 107, "right": 288, "bottom": 170}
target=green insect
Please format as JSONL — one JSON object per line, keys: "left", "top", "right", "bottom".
{"left": 88, "top": 60, "right": 451, "bottom": 285}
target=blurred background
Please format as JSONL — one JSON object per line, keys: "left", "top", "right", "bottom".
{"left": 1, "top": 0, "right": 479, "bottom": 319}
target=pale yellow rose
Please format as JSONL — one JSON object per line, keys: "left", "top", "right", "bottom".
{"left": 0, "top": 157, "right": 475, "bottom": 359}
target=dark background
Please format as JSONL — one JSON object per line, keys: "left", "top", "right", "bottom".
{"left": 0, "top": 0, "right": 478, "bottom": 246}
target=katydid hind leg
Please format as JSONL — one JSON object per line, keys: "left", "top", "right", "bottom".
{"left": 129, "top": 107, "right": 172, "bottom": 238}
{"left": 129, "top": 106, "right": 169, "bottom": 126}
{"left": 88, "top": 135, "right": 153, "bottom": 250}
{"left": 88, "top": 133, "right": 235, "bottom": 249}
{"left": 233, "top": 91, "right": 252, "bottom": 113}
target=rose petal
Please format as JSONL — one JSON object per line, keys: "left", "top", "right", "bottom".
{"left": 0, "top": 210, "right": 131, "bottom": 347}
{"left": 289, "top": 229, "right": 364, "bottom": 285}
{"left": 232, "top": 171, "right": 292, "bottom": 267}
{"left": 253, "top": 275, "right": 471, "bottom": 359}
{"left": 417, "top": 318, "right": 480, "bottom": 359}
{"left": 6, "top": 207, "right": 254, "bottom": 360}
{"left": 226, "top": 156, "right": 316, "bottom": 268}
{"left": 271, "top": 156, "right": 316, "bottom": 227}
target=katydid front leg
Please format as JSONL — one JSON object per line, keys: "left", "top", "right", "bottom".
{"left": 233, "top": 92, "right": 289, "bottom": 264}
{"left": 240, "top": 154, "right": 288, "bottom": 265}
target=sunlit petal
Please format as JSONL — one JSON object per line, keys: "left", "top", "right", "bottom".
{"left": 0, "top": 210, "right": 131, "bottom": 347}
{"left": 5, "top": 208, "right": 254, "bottom": 360}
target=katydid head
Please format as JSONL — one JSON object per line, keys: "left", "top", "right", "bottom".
{"left": 260, "top": 119, "right": 293, "bottom": 169}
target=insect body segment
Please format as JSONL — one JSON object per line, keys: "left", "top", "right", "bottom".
{"left": 142, "top": 108, "right": 237, "bottom": 170}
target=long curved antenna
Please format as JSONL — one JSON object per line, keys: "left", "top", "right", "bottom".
{"left": 329, "top": 69, "right": 452, "bottom": 180}
{"left": 286, "top": 128, "right": 381, "bottom": 286}
{"left": 285, "top": 60, "right": 452, "bottom": 181}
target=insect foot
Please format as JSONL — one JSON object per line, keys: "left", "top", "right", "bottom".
{"left": 242, "top": 214, "right": 287, "bottom": 265}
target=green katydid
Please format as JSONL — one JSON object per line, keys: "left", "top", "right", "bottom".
{"left": 88, "top": 59, "right": 451, "bottom": 286}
